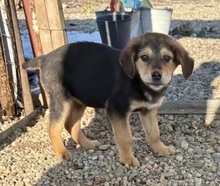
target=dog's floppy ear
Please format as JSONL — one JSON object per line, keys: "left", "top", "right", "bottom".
{"left": 174, "top": 42, "right": 194, "bottom": 79}
{"left": 119, "top": 40, "right": 137, "bottom": 79}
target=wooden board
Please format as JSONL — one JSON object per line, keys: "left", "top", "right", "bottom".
{"left": 34, "top": 0, "right": 67, "bottom": 54}
{"left": 0, "top": 108, "right": 40, "bottom": 142}
{"left": 1, "top": 100, "right": 220, "bottom": 142}
{"left": 159, "top": 100, "right": 220, "bottom": 114}
{"left": 7, "top": 0, "right": 34, "bottom": 115}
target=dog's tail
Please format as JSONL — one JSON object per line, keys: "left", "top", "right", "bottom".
{"left": 22, "top": 55, "right": 45, "bottom": 70}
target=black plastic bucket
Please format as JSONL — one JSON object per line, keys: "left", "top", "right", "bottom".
{"left": 95, "top": 10, "right": 128, "bottom": 18}
{"left": 96, "top": 14, "right": 132, "bottom": 49}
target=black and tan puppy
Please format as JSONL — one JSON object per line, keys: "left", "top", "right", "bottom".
{"left": 23, "top": 33, "right": 194, "bottom": 167}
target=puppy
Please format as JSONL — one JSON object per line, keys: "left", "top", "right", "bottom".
{"left": 22, "top": 33, "right": 194, "bottom": 167}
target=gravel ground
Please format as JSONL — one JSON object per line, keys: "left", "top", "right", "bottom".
{"left": 1, "top": 0, "right": 220, "bottom": 185}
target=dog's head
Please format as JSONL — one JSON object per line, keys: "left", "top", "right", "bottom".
{"left": 119, "top": 33, "right": 194, "bottom": 91}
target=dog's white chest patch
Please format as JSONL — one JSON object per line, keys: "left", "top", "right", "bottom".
{"left": 146, "top": 96, "right": 164, "bottom": 109}
{"left": 130, "top": 96, "right": 164, "bottom": 111}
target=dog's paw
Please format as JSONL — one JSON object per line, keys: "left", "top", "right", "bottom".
{"left": 120, "top": 155, "right": 140, "bottom": 167}
{"left": 89, "top": 140, "right": 101, "bottom": 148}
{"left": 55, "top": 149, "right": 72, "bottom": 160}
{"left": 81, "top": 140, "right": 101, "bottom": 149}
{"left": 150, "top": 140, "right": 176, "bottom": 156}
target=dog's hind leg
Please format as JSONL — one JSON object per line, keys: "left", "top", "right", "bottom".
{"left": 64, "top": 100, "right": 101, "bottom": 149}
{"left": 48, "top": 100, "right": 72, "bottom": 160}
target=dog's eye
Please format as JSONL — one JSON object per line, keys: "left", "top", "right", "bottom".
{"left": 141, "top": 55, "right": 149, "bottom": 62}
{"left": 163, "top": 55, "right": 171, "bottom": 62}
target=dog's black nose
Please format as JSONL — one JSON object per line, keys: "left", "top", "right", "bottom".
{"left": 151, "top": 71, "right": 162, "bottom": 81}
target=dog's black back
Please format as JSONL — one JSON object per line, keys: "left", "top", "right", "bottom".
{"left": 62, "top": 42, "right": 121, "bottom": 107}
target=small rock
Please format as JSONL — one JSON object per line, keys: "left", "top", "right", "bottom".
{"left": 185, "top": 173, "right": 193, "bottom": 179}
{"left": 116, "top": 166, "right": 124, "bottom": 176}
{"left": 194, "top": 178, "right": 202, "bottom": 186}
{"left": 191, "top": 33, "right": 197, "bottom": 37}
{"left": 99, "top": 145, "right": 111, "bottom": 151}
{"left": 181, "top": 140, "right": 189, "bottom": 150}
{"left": 88, "top": 149, "right": 94, "bottom": 153}
{"left": 104, "top": 182, "right": 110, "bottom": 186}
{"left": 62, "top": 3, "right": 70, "bottom": 9}
{"left": 168, "top": 115, "right": 174, "bottom": 120}
{"left": 176, "top": 154, "right": 183, "bottom": 161}
{"left": 204, "top": 172, "right": 216, "bottom": 181}
{"left": 129, "top": 170, "right": 137, "bottom": 180}
{"left": 163, "top": 172, "right": 174, "bottom": 178}
{"left": 108, "top": 150, "right": 115, "bottom": 157}
{"left": 212, "top": 153, "right": 220, "bottom": 163}
{"left": 15, "top": 181, "right": 24, "bottom": 186}
{"left": 187, "top": 148, "right": 194, "bottom": 154}
{"left": 99, "top": 155, "right": 104, "bottom": 161}
{"left": 92, "top": 156, "right": 98, "bottom": 160}
{"left": 77, "top": 162, "right": 84, "bottom": 169}
{"left": 100, "top": 132, "right": 106, "bottom": 136}
{"left": 193, "top": 154, "right": 203, "bottom": 159}
{"left": 193, "top": 172, "right": 202, "bottom": 178}
{"left": 193, "top": 160, "right": 204, "bottom": 168}
{"left": 211, "top": 165, "right": 217, "bottom": 173}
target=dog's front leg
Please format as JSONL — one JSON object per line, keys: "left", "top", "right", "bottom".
{"left": 139, "top": 108, "right": 176, "bottom": 156}
{"left": 109, "top": 114, "right": 140, "bottom": 167}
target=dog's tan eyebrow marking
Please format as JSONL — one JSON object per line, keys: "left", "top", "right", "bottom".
{"left": 138, "top": 47, "right": 153, "bottom": 58}
{"left": 160, "top": 48, "right": 173, "bottom": 58}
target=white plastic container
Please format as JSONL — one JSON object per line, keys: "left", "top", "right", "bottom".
{"left": 131, "top": 7, "right": 173, "bottom": 38}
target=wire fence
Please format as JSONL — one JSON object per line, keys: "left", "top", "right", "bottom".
{"left": 0, "top": 2, "right": 23, "bottom": 121}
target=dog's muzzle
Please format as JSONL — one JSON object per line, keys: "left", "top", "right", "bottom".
{"left": 140, "top": 71, "right": 170, "bottom": 91}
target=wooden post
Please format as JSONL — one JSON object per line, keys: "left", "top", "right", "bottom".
{"left": 7, "top": 0, "right": 34, "bottom": 115}
{"left": 34, "top": 0, "right": 67, "bottom": 54}
{"left": 22, "top": 0, "right": 48, "bottom": 108}
{"left": 22, "top": 0, "right": 67, "bottom": 109}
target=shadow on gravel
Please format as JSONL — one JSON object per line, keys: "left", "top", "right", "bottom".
{"left": 170, "top": 20, "right": 220, "bottom": 39}
{"left": 36, "top": 108, "right": 116, "bottom": 186}
{"left": 169, "top": 60, "right": 220, "bottom": 126}
{"left": 196, "top": 61, "right": 220, "bottom": 127}
{"left": 0, "top": 109, "right": 42, "bottom": 151}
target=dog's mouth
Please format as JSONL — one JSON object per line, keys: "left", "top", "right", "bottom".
{"left": 147, "top": 83, "right": 166, "bottom": 91}
{"left": 148, "top": 82, "right": 164, "bottom": 86}
{"left": 142, "top": 80, "right": 168, "bottom": 91}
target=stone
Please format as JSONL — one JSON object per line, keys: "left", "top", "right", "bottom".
{"left": 194, "top": 178, "right": 202, "bottom": 186}
{"left": 193, "top": 161, "right": 204, "bottom": 168}
{"left": 92, "top": 156, "right": 98, "bottom": 160}
{"left": 181, "top": 140, "right": 189, "bottom": 150}
{"left": 15, "top": 181, "right": 25, "bottom": 186}
{"left": 99, "top": 145, "right": 111, "bottom": 151}
{"left": 98, "top": 155, "right": 105, "bottom": 161}
{"left": 187, "top": 148, "right": 194, "bottom": 154}
{"left": 212, "top": 153, "right": 220, "bottom": 163}
{"left": 176, "top": 154, "right": 183, "bottom": 161}
{"left": 104, "top": 182, "right": 110, "bottom": 186}
{"left": 129, "top": 170, "right": 138, "bottom": 180}
{"left": 116, "top": 166, "right": 124, "bottom": 176}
